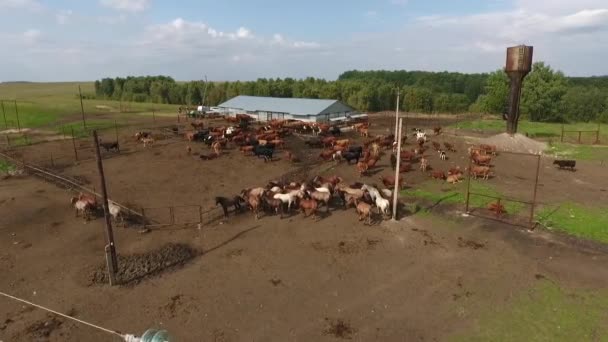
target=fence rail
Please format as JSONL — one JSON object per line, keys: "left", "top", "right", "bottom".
{"left": 464, "top": 149, "right": 541, "bottom": 228}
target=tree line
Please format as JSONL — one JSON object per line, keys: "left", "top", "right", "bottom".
{"left": 94, "top": 64, "right": 608, "bottom": 123}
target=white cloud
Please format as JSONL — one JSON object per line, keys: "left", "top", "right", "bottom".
{"left": 0, "top": 0, "right": 42, "bottom": 11}
{"left": 97, "top": 14, "right": 127, "bottom": 24}
{"left": 390, "top": 0, "right": 408, "bottom": 5}
{"left": 56, "top": 9, "right": 73, "bottom": 25}
{"left": 100, "top": 0, "right": 150, "bottom": 12}
{"left": 365, "top": 10, "right": 378, "bottom": 17}
{"left": 22, "top": 29, "right": 41, "bottom": 44}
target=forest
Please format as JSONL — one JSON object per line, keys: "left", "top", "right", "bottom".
{"left": 94, "top": 63, "right": 608, "bottom": 123}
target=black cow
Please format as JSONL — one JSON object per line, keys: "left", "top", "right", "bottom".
{"left": 100, "top": 141, "right": 120, "bottom": 152}
{"left": 341, "top": 152, "right": 361, "bottom": 165}
{"left": 330, "top": 126, "right": 341, "bottom": 136}
{"left": 553, "top": 160, "right": 576, "bottom": 171}
{"left": 348, "top": 146, "right": 363, "bottom": 155}
{"left": 390, "top": 154, "right": 397, "bottom": 170}
{"left": 254, "top": 145, "right": 274, "bottom": 162}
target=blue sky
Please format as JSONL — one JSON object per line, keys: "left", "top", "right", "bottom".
{"left": 1, "top": 0, "right": 607, "bottom": 81}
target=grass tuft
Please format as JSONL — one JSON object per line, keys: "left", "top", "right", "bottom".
{"left": 537, "top": 203, "right": 608, "bottom": 244}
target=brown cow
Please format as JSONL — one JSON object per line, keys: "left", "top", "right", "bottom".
{"left": 469, "top": 166, "right": 491, "bottom": 180}
{"left": 356, "top": 161, "right": 369, "bottom": 177}
{"left": 380, "top": 175, "right": 404, "bottom": 189}
{"left": 430, "top": 171, "right": 446, "bottom": 180}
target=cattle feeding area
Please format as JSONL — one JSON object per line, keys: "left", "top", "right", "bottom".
{"left": 2, "top": 111, "right": 608, "bottom": 341}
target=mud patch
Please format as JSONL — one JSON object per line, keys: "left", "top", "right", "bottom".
{"left": 312, "top": 238, "right": 382, "bottom": 255}
{"left": 88, "top": 243, "right": 198, "bottom": 285}
{"left": 164, "top": 295, "right": 183, "bottom": 318}
{"left": 269, "top": 278, "right": 282, "bottom": 287}
{"left": 323, "top": 318, "right": 356, "bottom": 339}
{"left": 225, "top": 248, "right": 244, "bottom": 258}
{"left": 457, "top": 237, "right": 486, "bottom": 250}
{"left": 24, "top": 315, "right": 63, "bottom": 340}
{"left": 411, "top": 228, "right": 441, "bottom": 246}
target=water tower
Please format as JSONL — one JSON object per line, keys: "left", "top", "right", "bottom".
{"left": 504, "top": 45, "right": 533, "bottom": 135}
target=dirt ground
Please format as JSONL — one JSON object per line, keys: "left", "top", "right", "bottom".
{"left": 2, "top": 114, "right": 608, "bottom": 341}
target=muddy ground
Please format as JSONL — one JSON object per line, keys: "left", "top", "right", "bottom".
{"left": 1, "top": 114, "right": 608, "bottom": 341}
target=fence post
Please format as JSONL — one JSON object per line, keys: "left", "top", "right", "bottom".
{"left": 50, "top": 152, "right": 54, "bottom": 167}
{"left": 578, "top": 131, "right": 582, "bottom": 143}
{"left": 14, "top": 100, "right": 21, "bottom": 132}
{"left": 561, "top": 125, "right": 564, "bottom": 142}
{"left": 71, "top": 127, "right": 78, "bottom": 161}
{"left": 152, "top": 110, "right": 156, "bottom": 124}
{"left": 5, "top": 134, "right": 9, "bottom": 148}
{"left": 114, "top": 120, "right": 119, "bottom": 143}
{"left": 1, "top": 100, "right": 6, "bottom": 129}
{"left": 198, "top": 205, "right": 203, "bottom": 226}
{"left": 169, "top": 207, "right": 175, "bottom": 224}
{"left": 529, "top": 154, "right": 542, "bottom": 225}
{"left": 596, "top": 124, "right": 600, "bottom": 144}
{"left": 464, "top": 156, "right": 473, "bottom": 213}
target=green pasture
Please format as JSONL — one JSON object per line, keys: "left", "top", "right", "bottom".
{"left": 0, "top": 82, "right": 179, "bottom": 129}
{"left": 452, "top": 118, "right": 606, "bottom": 141}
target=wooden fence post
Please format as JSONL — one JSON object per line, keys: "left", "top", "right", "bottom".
{"left": 71, "top": 127, "right": 78, "bottom": 161}
{"left": 50, "top": 152, "right": 54, "bottom": 167}
{"left": 578, "top": 131, "right": 582, "bottom": 143}
{"left": 198, "top": 205, "right": 203, "bottom": 225}
{"left": 561, "top": 125, "right": 564, "bottom": 142}
{"left": 465, "top": 157, "right": 473, "bottom": 213}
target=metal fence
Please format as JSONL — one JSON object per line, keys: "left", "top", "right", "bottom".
{"left": 561, "top": 124, "right": 601, "bottom": 144}
{"left": 464, "top": 150, "right": 542, "bottom": 228}
{"left": 140, "top": 205, "right": 224, "bottom": 229}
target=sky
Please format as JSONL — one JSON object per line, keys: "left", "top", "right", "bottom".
{"left": 0, "top": 0, "right": 607, "bottom": 81}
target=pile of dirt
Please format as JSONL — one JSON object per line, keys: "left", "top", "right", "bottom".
{"left": 89, "top": 243, "right": 198, "bottom": 285}
{"left": 480, "top": 133, "right": 547, "bottom": 154}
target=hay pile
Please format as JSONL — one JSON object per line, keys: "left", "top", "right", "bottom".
{"left": 480, "top": 133, "right": 547, "bottom": 154}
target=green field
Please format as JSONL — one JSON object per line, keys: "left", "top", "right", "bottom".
{"left": 453, "top": 281, "right": 608, "bottom": 342}
{"left": 452, "top": 118, "right": 606, "bottom": 141}
{"left": 0, "top": 82, "right": 179, "bottom": 129}
{"left": 546, "top": 142, "right": 608, "bottom": 161}
{"left": 537, "top": 203, "right": 608, "bottom": 244}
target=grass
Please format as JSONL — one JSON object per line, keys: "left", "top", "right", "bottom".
{"left": 452, "top": 281, "right": 608, "bottom": 342}
{"left": 545, "top": 142, "right": 608, "bottom": 161}
{"left": 402, "top": 180, "right": 524, "bottom": 214}
{"left": 537, "top": 203, "right": 608, "bottom": 244}
{"left": 0, "top": 159, "right": 14, "bottom": 173}
{"left": 60, "top": 120, "right": 122, "bottom": 138}
{"left": 452, "top": 118, "right": 606, "bottom": 142}
{"left": 0, "top": 82, "right": 179, "bottom": 129}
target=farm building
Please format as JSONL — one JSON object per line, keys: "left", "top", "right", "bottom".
{"left": 217, "top": 95, "right": 356, "bottom": 122}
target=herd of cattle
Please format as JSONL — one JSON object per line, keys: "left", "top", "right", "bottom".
{"left": 216, "top": 175, "right": 398, "bottom": 224}
{"left": 67, "top": 114, "right": 581, "bottom": 225}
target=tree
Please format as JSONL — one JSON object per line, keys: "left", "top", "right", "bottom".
{"left": 560, "top": 86, "right": 606, "bottom": 122}
{"left": 521, "top": 62, "right": 568, "bottom": 122}
{"left": 477, "top": 70, "right": 509, "bottom": 114}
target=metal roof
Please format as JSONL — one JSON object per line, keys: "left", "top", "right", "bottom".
{"left": 218, "top": 95, "right": 354, "bottom": 116}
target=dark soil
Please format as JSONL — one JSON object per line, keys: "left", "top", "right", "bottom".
{"left": 24, "top": 315, "right": 63, "bottom": 341}
{"left": 457, "top": 237, "right": 486, "bottom": 250}
{"left": 324, "top": 318, "right": 356, "bottom": 339}
{"left": 88, "top": 243, "right": 198, "bottom": 285}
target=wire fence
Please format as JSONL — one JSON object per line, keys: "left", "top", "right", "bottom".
{"left": 464, "top": 149, "right": 542, "bottom": 229}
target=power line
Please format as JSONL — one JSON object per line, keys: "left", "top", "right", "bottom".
{"left": 0, "top": 290, "right": 124, "bottom": 338}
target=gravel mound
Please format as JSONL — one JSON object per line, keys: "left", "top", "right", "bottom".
{"left": 480, "top": 133, "right": 547, "bottom": 154}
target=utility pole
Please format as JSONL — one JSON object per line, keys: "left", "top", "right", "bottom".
{"left": 392, "top": 118, "right": 403, "bottom": 221}
{"left": 394, "top": 90, "right": 400, "bottom": 139}
{"left": 14, "top": 100, "right": 21, "bottom": 132}
{"left": 93, "top": 131, "right": 118, "bottom": 285}
{"left": 78, "top": 85, "right": 87, "bottom": 130}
